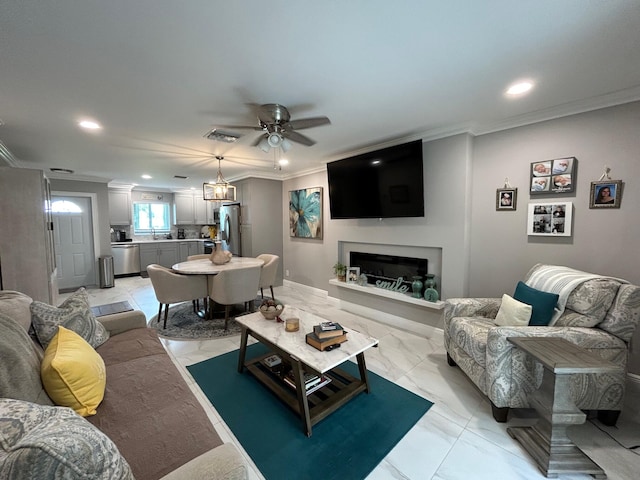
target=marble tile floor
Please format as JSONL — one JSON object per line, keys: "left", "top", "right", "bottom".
{"left": 77, "top": 276, "right": 640, "bottom": 480}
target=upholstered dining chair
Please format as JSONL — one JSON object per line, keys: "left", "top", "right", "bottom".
{"left": 208, "top": 266, "right": 261, "bottom": 330}
{"left": 147, "top": 264, "right": 208, "bottom": 329}
{"left": 257, "top": 254, "right": 279, "bottom": 300}
{"left": 187, "top": 254, "right": 210, "bottom": 260}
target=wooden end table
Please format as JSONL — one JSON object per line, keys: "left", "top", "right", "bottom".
{"left": 506, "top": 336, "right": 622, "bottom": 479}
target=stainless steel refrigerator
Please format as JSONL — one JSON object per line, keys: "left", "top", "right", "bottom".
{"left": 219, "top": 202, "right": 242, "bottom": 256}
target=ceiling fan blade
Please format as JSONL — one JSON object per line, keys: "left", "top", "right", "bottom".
{"left": 215, "top": 124, "right": 263, "bottom": 131}
{"left": 287, "top": 116, "right": 331, "bottom": 130}
{"left": 251, "top": 133, "right": 267, "bottom": 147}
{"left": 283, "top": 130, "right": 316, "bottom": 146}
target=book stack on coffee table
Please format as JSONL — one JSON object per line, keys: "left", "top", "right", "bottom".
{"left": 305, "top": 322, "right": 348, "bottom": 351}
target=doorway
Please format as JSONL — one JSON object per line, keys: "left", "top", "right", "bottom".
{"left": 52, "top": 195, "right": 96, "bottom": 291}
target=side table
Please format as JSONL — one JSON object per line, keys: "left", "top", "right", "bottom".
{"left": 506, "top": 336, "right": 621, "bottom": 479}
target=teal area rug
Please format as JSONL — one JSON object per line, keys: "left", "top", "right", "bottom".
{"left": 187, "top": 343, "right": 433, "bottom": 480}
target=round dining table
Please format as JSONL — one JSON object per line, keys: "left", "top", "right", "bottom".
{"left": 171, "top": 256, "right": 265, "bottom": 319}
{"left": 171, "top": 256, "right": 264, "bottom": 274}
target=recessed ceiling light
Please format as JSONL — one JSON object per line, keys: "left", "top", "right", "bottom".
{"left": 506, "top": 81, "right": 534, "bottom": 96}
{"left": 78, "top": 119, "right": 102, "bottom": 130}
{"left": 278, "top": 159, "right": 289, "bottom": 166}
{"left": 141, "top": 174, "right": 152, "bottom": 179}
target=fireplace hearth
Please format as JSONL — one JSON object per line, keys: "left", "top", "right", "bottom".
{"left": 349, "top": 251, "right": 428, "bottom": 290}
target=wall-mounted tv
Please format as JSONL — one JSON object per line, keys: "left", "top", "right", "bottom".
{"left": 327, "top": 139, "right": 424, "bottom": 219}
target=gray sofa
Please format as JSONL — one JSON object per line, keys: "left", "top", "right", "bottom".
{"left": 0, "top": 289, "right": 247, "bottom": 480}
{"left": 444, "top": 264, "right": 640, "bottom": 425}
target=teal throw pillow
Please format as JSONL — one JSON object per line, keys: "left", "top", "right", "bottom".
{"left": 513, "top": 281, "right": 559, "bottom": 326}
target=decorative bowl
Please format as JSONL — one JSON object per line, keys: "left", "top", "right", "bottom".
{"left": 259, "top": 302, "right": 285, "bottom": 320}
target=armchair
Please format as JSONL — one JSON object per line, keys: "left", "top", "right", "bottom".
{"left": 444, "top": 264, "right": 640, "bottom": 425}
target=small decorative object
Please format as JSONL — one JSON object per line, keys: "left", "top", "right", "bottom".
{"left": 424, "top": 274, "right": 436, "bottom": 290}
{"left": 530, "top": 157, "right": 577, "bottom": 195}
{"left": 333, "top": 262, "right": 347, "bottom": 281}
{"left": 411, "top": 276, "right": 423, "bottom": 298}
{"left": 496, "top": 178, "right": 517, "bottom": 211}
{"left": 357, "top": 273, "right": 368, "bottom": 286}
{"left": 527, "top": 202, "right": 573, "bottom": 236}
{"left": 375, "top": 277, "right": 410, "bottom": 294}
{"left": 210, "top": 241, "right": 232, "bottom": 264}
{"left": 259, "top": 299, "right": 285, "bottom": 321}
{"left": 424, "top": 287, "right": 439, "bottom": 302}
{"left": 347, "top": 266, "right": 360, "bottom": 284}
{"left": 589, "top": 179, "right": 623, "bottom": 209}
{"left": 285, "top": 317, "right": 300, "bottom": 332}
{"left": 289, "top": 187, "right": 323, "bottom": 238}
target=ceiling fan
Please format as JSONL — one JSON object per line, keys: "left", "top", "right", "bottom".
{"left": 206, "top": 103, "right": 330, "bottom": 153}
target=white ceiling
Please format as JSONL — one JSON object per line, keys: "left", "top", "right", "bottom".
{"left": 1, "top": 1, "right": 640, "bottom": 191}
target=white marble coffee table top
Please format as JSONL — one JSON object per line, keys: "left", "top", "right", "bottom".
{"left": 236, "top": 306, "right": 379, "bottom": 373}
{"left": 172, "top": 256, "right": 264, "bottom": 274}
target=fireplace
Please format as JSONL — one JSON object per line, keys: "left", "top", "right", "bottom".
{"left": 349, "top": 251, "right": 428, "bottom": 289}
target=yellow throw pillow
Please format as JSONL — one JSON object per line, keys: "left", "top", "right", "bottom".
{"left": 41, "top": 326, "right": 106, "bottom": 416}
{"left": 494, "top": 294, "right": 533, "bottom": 327}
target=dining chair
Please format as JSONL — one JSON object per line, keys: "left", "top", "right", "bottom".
{"left": 147, "top": 264, "right": 208, "bottom": 328}
{"left": 187, "top": 254, "right": 210, "bottom": 260}
{"left": 257, "top": 254, "right": 279, "bottom": 299}
{"left": 208, "top": 266, "right": 261, "bottom": 330}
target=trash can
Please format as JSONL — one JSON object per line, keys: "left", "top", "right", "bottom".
{"left": 99, "top": 255, "right": 114, "bottom": 288}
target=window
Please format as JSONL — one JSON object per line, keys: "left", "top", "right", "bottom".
{"left": 133, "top": 202, "right": 171, "bottom": 234}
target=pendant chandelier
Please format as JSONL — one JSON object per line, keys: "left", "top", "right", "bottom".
{"left": 203, "top": 156, "right": 236, "bottom": 202}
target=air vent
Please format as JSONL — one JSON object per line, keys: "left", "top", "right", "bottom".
{"left": 204, "top": 128, "right": 241, "bottom": 143}
{"left": 50, "top": 167, "right": 74, "bottom": 174}
{"left": 174, "top": 175, "right": 189, "bottom": 179}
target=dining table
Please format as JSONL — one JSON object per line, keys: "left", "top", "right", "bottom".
{"left": 171, "top": 256, "right": 265, "bottom": 319}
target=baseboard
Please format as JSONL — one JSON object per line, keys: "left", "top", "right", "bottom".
{"left": 282, "top": 280, "right": 442, "bottom": 337}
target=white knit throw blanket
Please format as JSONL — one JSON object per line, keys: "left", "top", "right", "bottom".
{"left": 525, "top": 265, "right": 619, "bottom": 326}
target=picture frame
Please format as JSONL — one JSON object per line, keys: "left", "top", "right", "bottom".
{"left": 496, "top": 188, "right": 517, "bottom": 210}
{"left": 589, "top": 180, "right": 623, "bottom": 209}
{"left": 289, "top": 187, "right": 323, "bottom": 238}
{"left": 530, "top": 157, "right": 577, "bottom": 195}
{"left": 527, "top": 202, "right": 573, "bottom": 237}
{"left": 346, "top": 266, "right": 360, "bottom": 284}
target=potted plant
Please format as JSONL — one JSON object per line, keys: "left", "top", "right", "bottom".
{"left": 333, "top": 262, "right": 347, "bottom": 281}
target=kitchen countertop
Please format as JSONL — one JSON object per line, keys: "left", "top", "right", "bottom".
{"left": 111, "top": 239, "right": 212, "bottom": 245}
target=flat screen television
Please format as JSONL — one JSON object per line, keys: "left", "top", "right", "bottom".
{"left": 327, "top": 140, "right": 424, "bottom": 219}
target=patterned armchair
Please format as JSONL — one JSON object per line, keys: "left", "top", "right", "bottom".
{"left": 443, "top": 264, "right": 640, "bottom": 425}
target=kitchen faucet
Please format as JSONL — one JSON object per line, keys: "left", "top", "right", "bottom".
{"left": 152, "top": 228, "right": 158, "bottom": 240}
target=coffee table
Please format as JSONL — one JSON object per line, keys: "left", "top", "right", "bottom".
{"left": 236, "top": 306, "right": 379, "bottom": 436}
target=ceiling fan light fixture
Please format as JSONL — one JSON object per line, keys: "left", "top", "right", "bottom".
{"left": 267, "top": 132, "right": 283, "bottom": 148}
{"left": 258, "top": 137, "right": 271, "bottom": 153}
{"left": 281, "top": 138, "right": 292, "bottom": 152}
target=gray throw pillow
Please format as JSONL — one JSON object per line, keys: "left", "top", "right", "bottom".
{"left": 0, "top": 313, "right": 52, "bottom": 406}
{"left": 30, "top": 287, "right": 109, "bottom": 350}
{"left": 0, "top": 398, "right": 134, "bottom": 480}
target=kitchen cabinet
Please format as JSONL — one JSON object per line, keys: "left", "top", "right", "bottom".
{"left": 174, "top": 193, "right": 196, "bottom": 225}
{"left": 0, "top": 167, "right": 58, "bottom": 304}
{"left": 174, "top": 193, "right": 216, "bottom": 225}
{"left": 178, "top": 241, "right": 204, "bottom": 262}
{"left": 139, "top": 242, "right": 178, "bottom": 273}
{"left": 108, "top": 189, "right": 132, "bottom": 225}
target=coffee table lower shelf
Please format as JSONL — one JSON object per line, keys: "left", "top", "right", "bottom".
{"left": 238, "top": 331, "right": 371, "bottom": 436}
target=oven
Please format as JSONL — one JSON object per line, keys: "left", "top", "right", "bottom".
{"left": 203, "top": 240, "right": 215, "bottom": 254}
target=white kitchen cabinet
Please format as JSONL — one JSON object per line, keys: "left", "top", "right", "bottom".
{"left": 108, "top": 189, "right": 132, "bottom": 225}
{"left": 194, "top": 196, "right": 216, "bottom": 224}
{"left": 140, "top": 242, "right": 178, "bottom": 273}
{"left": 174, "top": 193, "right": 196, "bottom": 225}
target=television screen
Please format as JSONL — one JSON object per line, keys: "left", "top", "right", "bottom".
{"left": 327, "top": 140, "right": 424, "bottom": 219}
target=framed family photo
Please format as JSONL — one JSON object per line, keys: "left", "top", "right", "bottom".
{"left": 527, "top": 202, "right": 573, "bottom": 237}
{"left": 496, "top": 188, "right": 517, "bottom": 210}
{"left": 346, "top": 266, "right": 360, "bottom": 284}
{"left": 589, "top": 180, "right": 623, "bottom": 209}
{"left": 530, "top": 157, "right": 577, "bottom": 195}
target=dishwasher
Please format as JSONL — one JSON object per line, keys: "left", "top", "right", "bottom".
{"left": 111, "top": 243, "right": 141, "bottom": 276}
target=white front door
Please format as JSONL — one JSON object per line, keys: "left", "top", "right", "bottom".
{"left": 52, "top": 195, "right": 96, "bottom": 290}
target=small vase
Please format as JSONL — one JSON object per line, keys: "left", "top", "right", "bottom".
{"left": 210, "top": 241, "right": 232, "bottom": 265}
{"left": 424, "top": 274, "right": 436, "bottom": 290}
{"left": 411, "top": 276, "right": 423, "bottom": 298}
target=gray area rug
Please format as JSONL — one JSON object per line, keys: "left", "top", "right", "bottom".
{"left": 148, "top": 301, "right": 245, "bottom": 339}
